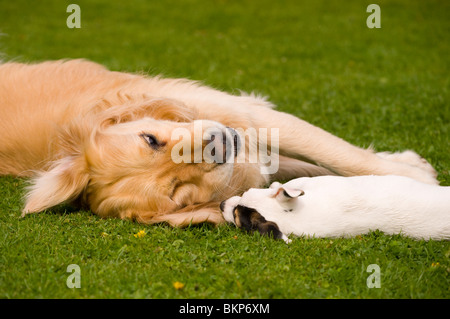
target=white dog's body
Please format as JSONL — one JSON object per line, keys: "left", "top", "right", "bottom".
{"left": 222, "top": 175, "right": 450, "bottom": 241}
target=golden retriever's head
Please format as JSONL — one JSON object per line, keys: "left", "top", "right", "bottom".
{"left": 22, "top": 97, "right": 265, "bottom": 226}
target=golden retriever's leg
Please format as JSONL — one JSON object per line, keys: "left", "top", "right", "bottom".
{"left": 248, "top": 107, "right": 438, "bottom": 184}
{"left": 271, "top": 155, "right": 336, "bottom": 182}
{"left": 168, "top": 85, "right": 436, "bottom": 183}
{"left": 151, "top": 210, "right": 225, "bottom": 227}
{"left": 123, "top": 205, "right": 225, "bottom": 227}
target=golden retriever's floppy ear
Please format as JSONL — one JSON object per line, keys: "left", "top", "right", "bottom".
{"left": 22, "top": 156, "right": 89, "bottom": 216}
{"left": 22, "top": 119, "right": 91, "bottom": 217}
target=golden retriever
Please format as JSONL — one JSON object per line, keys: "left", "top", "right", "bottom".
{"left": 0, "top": 59, "right": 438, "bottom": 226}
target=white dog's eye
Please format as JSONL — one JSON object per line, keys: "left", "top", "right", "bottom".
{"left": 140, "top": 133, "right": 164, "bottom": 149}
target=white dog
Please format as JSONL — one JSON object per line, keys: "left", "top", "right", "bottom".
{"left": 220, "top": 175, "right": 450, "bottom": 242}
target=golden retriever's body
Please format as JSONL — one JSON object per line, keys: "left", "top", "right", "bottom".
{"left": 0, "top": 59, "right": 438, "bottom": 226}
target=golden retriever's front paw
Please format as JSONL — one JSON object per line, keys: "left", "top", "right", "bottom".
{"left": 377, "top": 150, "right": 438, "bottom": 184}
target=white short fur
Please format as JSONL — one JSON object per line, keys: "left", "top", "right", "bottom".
{"left": 222, "top": 175, "right": 450, "bottom": 241}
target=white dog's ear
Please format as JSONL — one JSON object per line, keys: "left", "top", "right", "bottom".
{"left": 22, "top": 156, "right": 89, "bottom": 217}
{"left": 274, "top": 186, "right": 304, "bottom": 202}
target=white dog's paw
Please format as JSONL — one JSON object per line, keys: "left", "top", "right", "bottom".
{"left": 377, "top": 150, "right": 438, "bottom": 183}
{"left": 281, "top": 233, "right": 292, "bottom": 244}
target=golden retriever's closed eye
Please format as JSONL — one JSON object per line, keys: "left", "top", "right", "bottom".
{"left": 0, "top": 59, "right": 438, "bottom": 227}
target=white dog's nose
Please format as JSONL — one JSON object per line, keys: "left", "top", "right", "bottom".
{"left": 220, "top": 196, "right": 242, "bottom": 224}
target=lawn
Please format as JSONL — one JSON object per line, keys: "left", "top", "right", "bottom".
{"left": 0, "top": 0, "right": 449, "bottom": 299}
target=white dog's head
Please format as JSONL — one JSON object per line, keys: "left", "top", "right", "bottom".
{"left": 220, "top": 181, "right": 305, "bottom": 243}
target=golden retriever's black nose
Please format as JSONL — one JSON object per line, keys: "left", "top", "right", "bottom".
{"left": 226, "top": 127, "right": 241, "bottom": 158}
{"left": 205, "top": 127, "right": 240, "bottom": 164}
{"left": 219, "top": 200, "right": 226, "bottom": 212}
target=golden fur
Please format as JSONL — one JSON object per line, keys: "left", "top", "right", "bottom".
{"left": 0, "top": 60, "right": 438, "bottom": 226}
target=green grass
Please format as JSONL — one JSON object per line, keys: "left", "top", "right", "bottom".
{"left": 0, "top": 0, "right": 449, "bottom": 299}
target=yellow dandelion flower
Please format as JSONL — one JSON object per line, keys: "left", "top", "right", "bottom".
{"left": 173, "top": 281, "right": 185, "bottom": 290}
{"left": 134, "top": 230, "right": 146, "bottom": 238}
{"left": 431, "top": 262, "right": 440, "bottom": 268}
